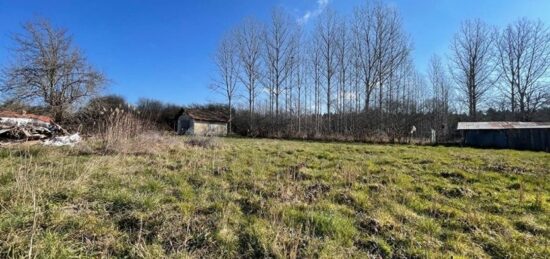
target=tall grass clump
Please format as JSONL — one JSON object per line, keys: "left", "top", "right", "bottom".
{"left": 100, "top": 107, "right": 146, "bottom": 143}
{"left": 86, "top": 107, "right": 204, "bottom": 155}
{"left": 95, "top": 107, "right": 152, "bottom": 152}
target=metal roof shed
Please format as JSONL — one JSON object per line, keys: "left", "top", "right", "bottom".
{"left": 457, "top": 122, "right": 550, "bottom": 152}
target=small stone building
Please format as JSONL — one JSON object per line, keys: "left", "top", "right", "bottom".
{"left": 457, "top": 121, "right": 550, "bottom": 151}
{"left": 177, "top": 109, "right": 229, "bottom": 136}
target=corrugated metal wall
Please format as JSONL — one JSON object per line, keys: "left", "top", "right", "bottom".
{"left": 463, "top": 129, "right": 550, "bottom": 151}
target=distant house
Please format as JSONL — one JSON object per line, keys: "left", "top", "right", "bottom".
{"left": 177, "top": 109, "right": 229, "bottom": 136}
{"left": 457, "top": 122, "right": 550, "bottom": 151}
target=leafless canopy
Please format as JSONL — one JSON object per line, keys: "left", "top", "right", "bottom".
{"left": 313, "top": 8, "right": 340, "bottom": 122}
{"left": 428, "top": 54, "right": 451, "bottom": 113}
{"left": 211, "top": 32, "right": 239, "bottom": 133}
{"left": 496, "top": 18, "right": 550, "bottom": 120}
{"left": 210, "top": 2, "right": 550, "bottom": 140}
{"left": 352, "top": 1, "right": 411, "bottom": 112}
{"left": 235, "top": 17, "right": 263, "bottom": 126}
{"left": 0, "top": 19, "right": 106, "bottom": 121}
{"left": 262, "top": 8, "right": 299, "bottom": 118}
{"left": 449, "top": 19, "right": 497, "bottom": 120}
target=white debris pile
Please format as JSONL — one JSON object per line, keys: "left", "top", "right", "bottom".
{"left": 43, "top": 133, "right": 82, "bottom": 147}
{"left": 0, "top": 110, "right": 77, "bottom": 146}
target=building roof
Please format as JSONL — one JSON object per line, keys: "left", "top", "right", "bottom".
{"left": 0, "top": 110, "right": 53, "bottom": 123}
{"left": 457, "top": 121, "right": 550, "bottom": 130}
{"left": 182, "top": 109, "right": 229, "bottom": 123}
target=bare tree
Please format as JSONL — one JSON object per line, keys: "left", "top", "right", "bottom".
{"left": 497, "top": 18, "right": 550, "bottom": 120}
{"left": 428, "top": 55, "right": 451, "bottom": 112}
{"left": 352, "top": 3, "right": 377, "bottom": 112}
{"left": 373, "top": 3, "right": 410, "bottom": 115}
{"left": 294, "top": 52, "right": 307, "bottom": 134}
{"left": 309, "top": 40, "right": 323, "bottom": 133}
{"left": 449, "top": 19, "right": 497, "bottom": 120}
{"left": 335, "top": 16, "right": 350, "bottom": 133}
{"left": 348, "top": 1, "right": 413, "bottom": 138}
{"left": 351, "top": 2, "right": 409, "bottom": 114}
{"left": 0, "top": 19, "right": 106, "bottom": 122}
{"left": 235, "top": 17, "right": 263, "bottom": 130}
{"left": 350, "top": 52, "right": 363, "bottom": 114}
{"left": 428, "top": 54, "right": 452, "bottom": 137}
{"left": 313, "top": 8, "right": 339, "bottom": 130}
{"left": 263, "top": 8, "right": 298, "bottom": 118}
{"left": 211, "top": 32, "right": 239, "bottom": 133}
{"left": 385, "top": 58, "right": 422, "bottom": 141}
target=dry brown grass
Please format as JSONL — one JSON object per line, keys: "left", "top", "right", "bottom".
{"left": 95, "top": 107, "right": 151, "bottom": 150}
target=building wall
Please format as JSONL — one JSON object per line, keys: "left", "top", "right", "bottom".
{"left": 463, "top": 128, "right": 550, "bottom": 151}
{"left": 177, "top": 115, "right": 192, "bottom": 135}
{"left": 192, "top": 121, "right": 227, "bottom": 136}
{"left": 177, "top": 115, "right": 227, "bottom": 136}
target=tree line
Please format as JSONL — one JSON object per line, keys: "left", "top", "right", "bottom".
{"left": 213, "top": 1, "right": 550, "bottom": 141}
{"left": 1, "top": 2, "right": 549, "bottom": 143}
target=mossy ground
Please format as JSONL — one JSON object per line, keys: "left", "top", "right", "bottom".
{"left": 0, "top": 137, "right": 548, "bottom": 258}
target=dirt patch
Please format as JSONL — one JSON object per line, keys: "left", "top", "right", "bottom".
{"left": 304, "top": 182, "right": 331, "bottom": 202}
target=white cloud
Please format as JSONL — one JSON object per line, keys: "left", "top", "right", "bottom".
{"left": 298, "top": 0, "right": 330, "bottom": 25}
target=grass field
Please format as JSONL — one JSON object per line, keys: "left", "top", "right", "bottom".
{"left": 0, "top": 136, "right": 549, "bottom": 258}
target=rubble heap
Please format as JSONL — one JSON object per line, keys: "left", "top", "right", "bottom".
{"left": 0, "top": 111, "right": 68, "bottom": 141}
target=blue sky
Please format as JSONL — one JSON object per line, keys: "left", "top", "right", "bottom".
{"left": 1, "top": 0, "right": 550, "bottom": 106}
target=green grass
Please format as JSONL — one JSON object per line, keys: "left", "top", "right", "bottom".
{"left": 0, "top": 137, "right": 549, "bottom": 258}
